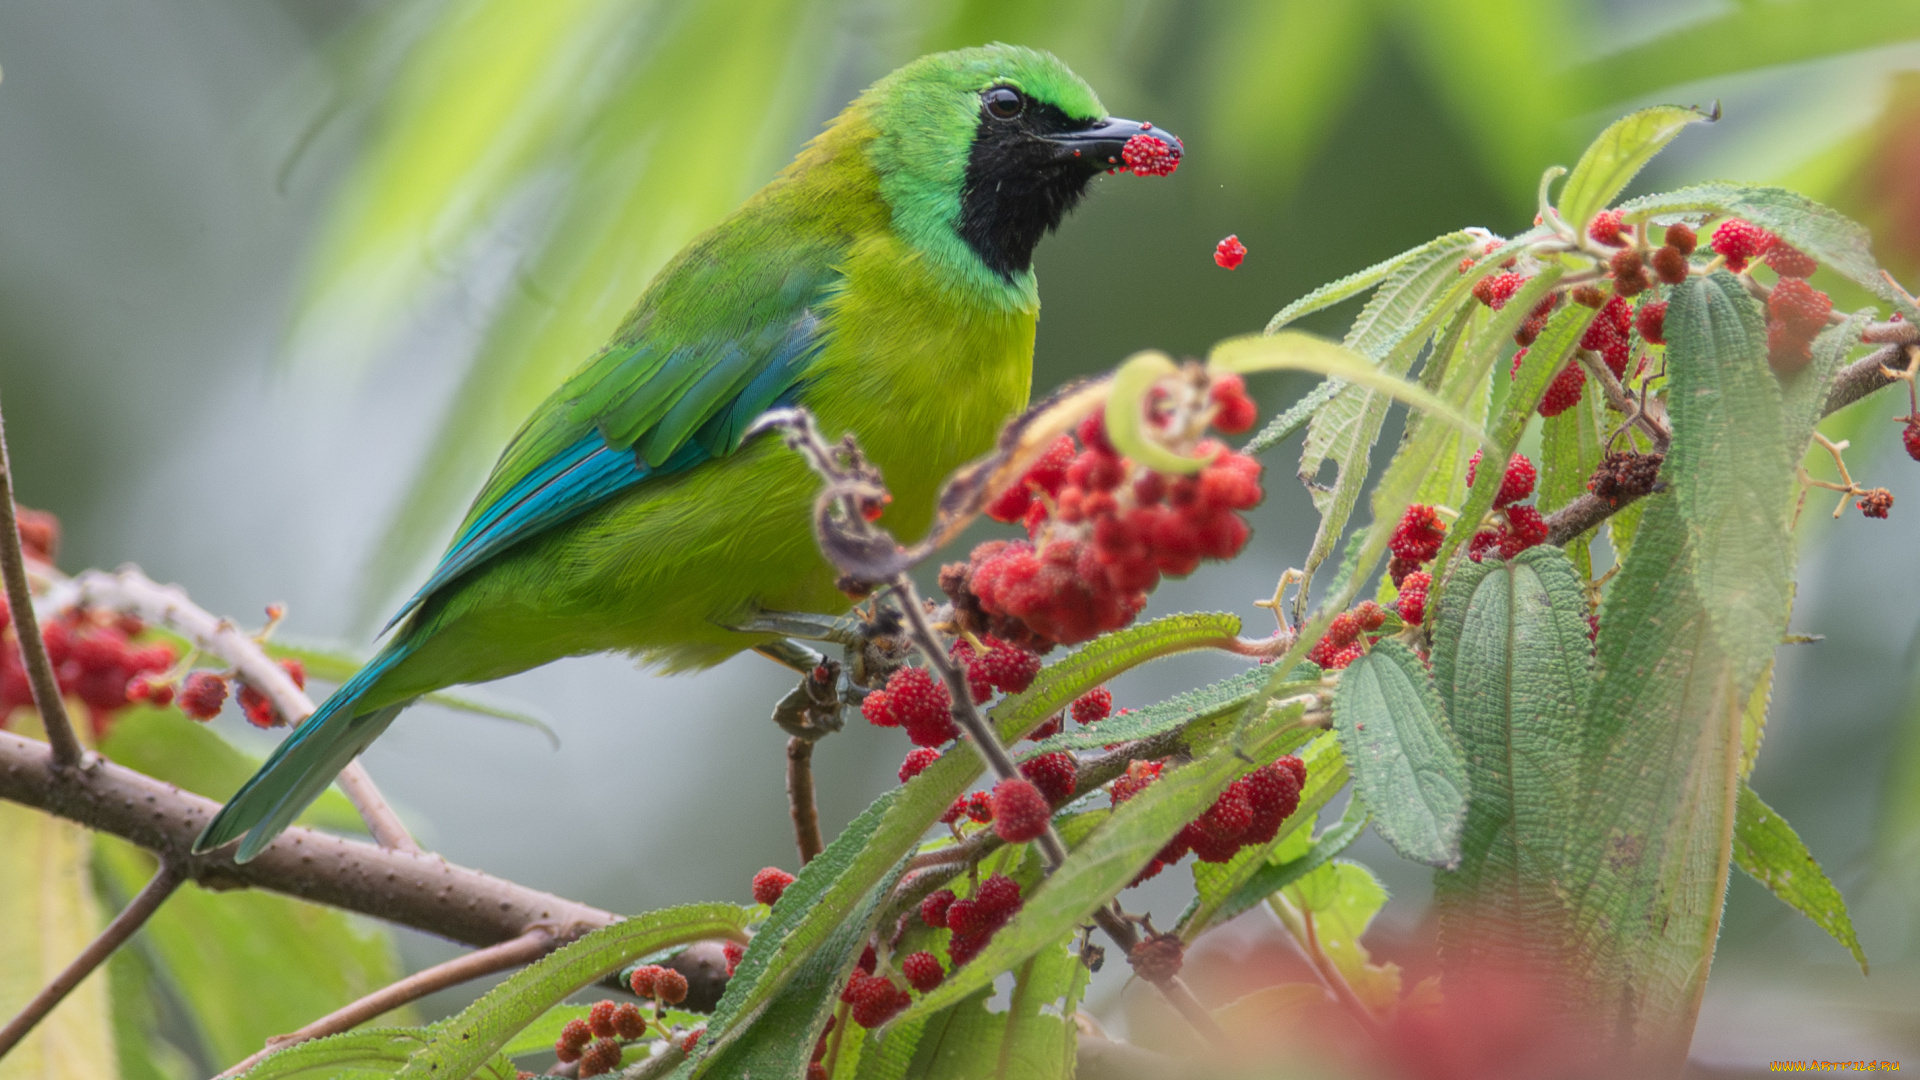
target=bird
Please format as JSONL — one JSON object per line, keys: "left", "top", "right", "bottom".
{"left": 196, "top": 44, "right": 1181, "bottom": 862}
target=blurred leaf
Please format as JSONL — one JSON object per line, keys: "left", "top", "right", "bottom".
{"left": 399, "top": 904, "right": 750, "bottom": 1079}
{"left": 1733, "top": 782, "right": 1866, "bottom": 973}
{"left": 1332, "top": 640, "right": 1467, "bottom": 867}
{"left": 1556, "top": 105, "right": 1714, "bottom": 232}
{"left": 94, "top": 837, "right": 404, "bottom": 1071}
{"left": 1565, "top": 0, "right": 1920, "bottom": 112}
{"left": 1429, "top": 545, "right": 1592, "bottom": 978}
{"left": 1664, "top": 272, "right": 1794, "bottom": 688}
{"left": 1206, "top": 0, "right": 1376, "bottom": 196}
{"left": 0, "top": 780, "right": 117, "bottom": 1080}
{"left": 108, "top": 935, "right": 196, "bottom": 1080}
{"left": 1274, "top": 859, "right": 1400, "bottom": 1013}
{"left": 1214, "top": 983, "right": 1326, "bottom": 1039}
{"left": 99, "top": 707, "right": 364, "bottom": 835}
{"left": 1211, "top": 332, "right": 1491, "bottom": 449}
{"left": 899, "top": 941, "right": 1086, "bottom": 1080}
{"left": 1183, "top": 753, "right": 1364, "bottom": 941}
{"left": 896, "top": 696, "right": 1315, "bottom": 1025}
{"left": 237, "top": 1028, "right": 512, "bottom": 1080}
{"left": 1739, "top": 660, "right": 1773, "bottom": 782}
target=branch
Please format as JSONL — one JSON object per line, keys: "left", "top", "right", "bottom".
{"left": 0, "top": 727, "right": 618, "bottom": 948}
{"left": 41, "top": 566, "right": 417, "bottom": 851}
{"left": 213, "top": 928, "right": 555, "bottom": 1079}
{"left": 787, "top": 737, "right": 823, "bottom": 865}
{"left": 0, "top": 399, "right": 84, "bottom": 768}
{"left": 0, "top": 859, "right": 185, "bottom": 1059}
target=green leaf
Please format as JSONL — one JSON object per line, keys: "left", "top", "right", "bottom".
{"left": 1555, "top": 106, "right": 1714, "bottom": 232}
{"left": 1617, "top": 184, "right": 1898, "bottom": 313}
{"left": 991, "top": 612, "right": 1243, "bottom": 737}
{"left": 236, "top": 1028, "right": 514, "bottom": 1080}
{"left": 1537, "top": 377, "right": 1605, "bottom": 557}
{"left": 1243, "top": 376, "right": 1340, "bottom": 457}
{"left": 1429, "top": 545, "right": 1593, "bottom": 978}
{"left": 1210, "top": 332, "right": 1493, "bottom": 450}
{"left": 1332, "top": 640, "right": 1467, "bottom": 867}
{"left": 1734, "top": 783, "right": 1865, "bottom": 974}
{"left": 1184, "top": 775, "right": 1366, "bottom": 941}
{"left": 95, "top": 835, "right": 406, "bottom": 1071}
{"left": 397, "top": 904, "right": 751, "bottom": 1079}
{"left": 1664, "top": 272, "right": 1796, "bottom": 688}
{"left": 895, "top": 698, "right": 1316, "bottom": 1025}
{"left": 1262, "top": 240, "right": 1428, "bottom": 335}
{"left": 1021, "top": 666, "right": 1287, "bottom": 756}
{"left": 99, "top": 707, "right": 364, "bottom": 834}
{"left": 1273, "top": 860, "right": 1399, "bottom": 1013}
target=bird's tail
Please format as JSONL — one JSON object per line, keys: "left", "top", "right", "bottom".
{"left": 193, "top": 642, "right": 416, "bottom": 863}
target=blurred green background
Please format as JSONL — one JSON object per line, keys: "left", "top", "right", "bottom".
{"left": 4, "top": 0, "right": 1920, "bottom": 1073}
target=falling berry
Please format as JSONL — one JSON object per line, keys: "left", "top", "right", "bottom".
{"left": 1214, "top": 235, "right": 1246, "bottom": 270}
{"left": 752, "top": 867, "right": 796, "bottom": 907}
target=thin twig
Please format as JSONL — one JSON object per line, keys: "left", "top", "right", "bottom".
{"left": 40, "top": 566, "right": 418, "bottom": 851}
{"left": 0, "top": 399, "right": 84, "bottom": 768}
{"left": 0, "top": 859, "right": 185, "bottom": 1060}
{"left": 0, "top": 727, "right": 618, "bottom": 949}
{"left": 787, "top": 737, "right": 823, "bottom": 865}
{"left": 213, "top": 928, "right": 555, "bottom": 1079}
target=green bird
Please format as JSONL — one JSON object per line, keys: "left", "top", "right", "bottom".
{"left": 197, "top": 44, "right": 1180, "bottom": 862}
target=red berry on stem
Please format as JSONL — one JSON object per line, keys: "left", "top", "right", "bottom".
{"left": 1903, "top": 417, "right": 1920, "bottom": 461}
{"left": 902, "top": 951, "right": 945, "bottom": 993}
{"left": 861, "top": 689, "right": 897, "bottom": 727}
{"left": 990, "top": 778, "right": 1052, "bottom": 843}
{"left": 1389, "top": 504, "right": 1446, "bottom": 563}
{"left": 1859, "top": 488, "right": 1894, "bottom": 518}
{"left": 1664, "top": 222, "right": 1697, "bottom": 255}
{"left": 557, "top": 1019, "right": 593, "bottom": 1062}
{"left": 1397, "top": 571, "right": 1432, "bottom": 626}
{"left": 1587, "top": 209, "right": 1626, "bottom": 246}
{"left": 752, "top": 867, "right": 796, "bottom": 907}
{"left": 1765, "top": 242, "right": 1819, "bottom": 278}
{"left": 629, "top": 965, "right": 661, "bottom": 998}
{"left": 1636, "top": 300, "right": 1667, "bottom": 345}
{"left": 1537, "top": 363, "right": 1587, "bottom": 417}
{"left": 920, "top": 888, "right": 956, "bottom": 928}
{"left": 886, "top": 667, "right": 956, "bottom": 746}
{"left": 178, "top": 671, "right": 227, "bottom": 720}
{"left": 1071, "top": 686, "right": 1112, "bottom": 724}
{"left": 1711, "top": 219, "right": 1775, "bottom": 272}
{"left": 578, "top": 1039, "right": 622, "bottom": 1077}
{"left": 1651, "top": 245, "right": 1689, "bottom": 285}
{"left": 1020, "top": 752, "right": 1078, "bottom": 805}
{"left": 1213, "top": 235, "right": 1246, "bottom": 269}
{"left": 899, "top": 747, "right": 941, "bottom": 783}
{"left": 655, "top": 968, "right": 689, "bottom": 1005}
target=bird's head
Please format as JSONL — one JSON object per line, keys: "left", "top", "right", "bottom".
{"left": 862, "top": 44, "right": 1182, "bottom": 286}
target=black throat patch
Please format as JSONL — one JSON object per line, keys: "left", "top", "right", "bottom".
{"left": 958, "top": 101, "right": 1102, "bottom": 280}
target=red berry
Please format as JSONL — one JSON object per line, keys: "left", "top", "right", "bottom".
{"left": 1389, "top": 504, "right": 1446, "bottom": 563}
{"left": 1128, "top": 933, "right": 1186, "bottom": 983}
{"left": 978, "top": 639, "right": 1042, "bottom": 695}
{"left": 920, "top": 888, "right": 956, "bottom": 928}
{"left": 1208, "top": 373, "right": 1259, "bottom": 433}
{"left": 558, "top": 1017, "right": 594, "bottom": 1056}
{"left": 1651, "top": 245, "right": 1689, "bottom": 285}
{"left": 1859, "top": 488, "right": 1894, "bottom": 519}
{"left": 1110, "top": 759, "right": 1164, "bottom": 806}
{"left": 1664, "top": 222, "right": 1697, "bottom": 255}
{"left": 1213, "top": 235, "right": 1246, "bottom": 269}
{"left": 629, "top": 964, "right": 663, "bottom": 998}
{"left": 1471, "top": 272, "right": 1526, "bottom": 310}
{"left": 1499, "top": 506, "right": 1549, "bottom": 559}
{"left": 1711, "top": 219, "right": 1775, "bottom": 272}
{"left": 945, "top": 897, "right": 986, "bottom": 936}
{"left": 1636, "top": 300, "right": 1667, "bottom": 345}
{"left": 1482, "top": 453, "right": 1535, "bottom": 507}
{"left": 901, "top": 951, "right": 945, "bottom": 993}
{"left": 1587, "top": 209, "right": 1626, "bottom": 246}
{"left": 858, "top": 944, "right": 878, "bottom": 974}
{"left": 1071, "top": 686, "right": 1113, "bottom": 724}
{"left": 899, "top": 747, "right": 941, "bottom": 783}
{"left": 974, "top": 874, "right": 1022, "bottom": 921}
{"left": 1765, "top": 242, "right": 1819, "bottom": 278}
{"left": 578, "top": 1038, "right": 623, "bottom": 1077}
{"left": 1769, "top": 277, "right": 1832, "bottom": 335}
{"left": 1122, "top": 133, "right": 1180, "bottom": 177}
{"left": 237, "top": 682, "right": 278, "bottom": 729}
{"left": 680, "top": 1027, "right": 705, "bottom": 1053}
{"left": 1468, "top": 528, "right": 1502, "bottom": 563}
{"left": 1903, "top": 417, "right": 1920, "bottom": 461}
{"left": 1020, "top": 752, "right": 1078, "bottom": 805}
{"left": 809, "top": 1064, "right": 828, "bottom": 1080}
{"left": 1320, "top": 642, "right": 1364, "bottom": 671}
{"left": 885, "top": 667, "right": 955, "bottom": 746}
{"left": 278, "top": 657, "right": 306, "bottom": 690}
{"left": 1353, "top": 600, "right": 1387, "bottom": 632}
{"left": 848, "top": 975, "right": 910, "bottom": 1029}
{"left": 1537, "top": 363, "right": 1587, "bottom": 417}
{"left": 752, "top": 867, "right": 796, "bottom": 907}
{"left": 589, "top": 999, "right": 620, "bottom": 1039}
{"left": 990, "top": 778, "right": 1052, "bottom": 843}
{"left": 1397, "top": 572, "right": 1432, "bottom": 626}
{"left": 655, "top": 968, "right": 689, "bottom": 1005}
{"left": 861, "top": 688, "right": 897, "bottom": 727}
{"left": 177, "top": 671, "right": 227, "bottom": 720}
{"left": 722, "top": 941, "right": 745, "bottom": 977}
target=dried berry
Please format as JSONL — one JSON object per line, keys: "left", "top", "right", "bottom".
{"left": 1859, "top": 488, "right": 1894, "bottom": 519}
{"left": 899, "top": 747, "right": 941, "bottom": 783}
{"left": 1214, "top": 235, "right": 1246, "bottom": 269}
{"left": 1587, "top": 452, "right": 1664, "bottom": 507}
{"left": 901, "top": 951, "right": 945, "bottom": 993}
{"left": 1571, "top": 285, "right": 1606, "bottom": 308}
{"left": 1663, "top": 222, "right": 1697, "bottom": 255}
{"left": 990, "top": 778, "right": 1052, "bottom": 843}
{"left": 1650, "top": 245, "right": 1689, "bottom": 285}
{"left": 752, "top": 866, "right": 796, "bottom": 907}
{"left": 1609, "top": 248, "right": 1649, "bottom": 297}
{"left": 1128, "top": 933, "right": 1186, "bottom": 983}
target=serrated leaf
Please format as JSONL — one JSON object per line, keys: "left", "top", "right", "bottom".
{"left": 397, "top": 903, "right": 751, "bottom": 1079}
{"left": 1665, "top": 272, "right": 1796, "bottom": 688}
{"left": 1617, "top": 184, "right": 1899, "bottom": 313}
{"left": 1183, "top": 776, "right": 1366, "bottom": 941}
{"left": 1538, "top": 381, "right": 1605, "bottom": 573}
{"left": 1429, "top": 545, "right": 1593, "bottom": 978}
{"left": 1740, "top": 661, "right": 1773, "bottom": 782}
{"left": 1210, "top": 333, "right": 1492, "bottom": 450}
{"left": 894, "top": 699, "right": 1317, "bottom": 1025}
{"left": 1556, "top": 106, "right": 1713, "bottom": 231}
{"left": 1332, "top": 640, "right": 1467, "bottom": 867}
{"left": 1274, "top": 860, "right": 1400, "bottom": 1013}
{"left": 1244, "top": 376, "right": 1342, "bottom": 457}
{"left": 1734, "top": 783, "right": 1865, "bottom": 973}
{"left": 1263, "top": 241, "right": 1430, "bottom": 336}
{"left": 235, "top": 1028, "right": 515, "bottom": 1080}
{"left": 1021, "top": 666, "right": 1285, "bottom": 756}
{"left": 992, "top": 613, "right": 1243, "bottom": 737}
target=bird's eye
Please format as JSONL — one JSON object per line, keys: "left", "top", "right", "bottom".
{"left": 983, "top": 87, "right": 1024, "bottom": 120}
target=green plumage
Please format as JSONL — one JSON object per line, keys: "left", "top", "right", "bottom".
{"left": 199, "top": 45, "right": 1140, "bottom": 861}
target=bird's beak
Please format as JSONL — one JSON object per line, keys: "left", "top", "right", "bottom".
{"left": 1047, "top": 117, "right": 1183, "bottom": 172}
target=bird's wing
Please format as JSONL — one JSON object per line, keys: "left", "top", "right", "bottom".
{"left": 385, "top": 251, "right": 841, "bottom": 632}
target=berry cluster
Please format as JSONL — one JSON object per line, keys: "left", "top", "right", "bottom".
{"left": 751, "top": 866, "right": 795, "bottom": 907}
{"left": 1, "top": 604, "right": 175, "bottom": 739}
{"left": 945, "top": 401, "right": 1263, "bottom": 648}
{"left": 950, "top": 635, "right": 1041, "bottom": 703}
{"left": 628, "top": 963, "right": 689, "bottom": 1005}
{"left": 861, "top": 666, "right": 954, "bottom": 747}
{"left": 555, "top": 998, "right": 650, "bottom": 1075}
{"left": 1304, "top": 601, "right": 1386, "bottom": 671}
{"left": 919, "top": 872, "right": 1024, "bottom": 967}
{"left": 1586, "top": 451, "right": 1664, "bottom": 508}
{"left": 1858, "top": 488, "right": 1895, "bottom": 519}
{"left": 1109, "top": 756, "right": 1304, "bottom": 882}
{"left": 1395, "top": 571, "right": 1432, "bottom": 628}
{"left": 1214, "top": 234, "right": 1247, "bottom": 270}
{"left": 1120, "top": 130, "right": 1180, "bottom": 176}
{"left": 1463, "top": 451, "right": 1548, "bottom": 562}
{"left": 1767, "top": 276, "right": 1834, "bottom": 376}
